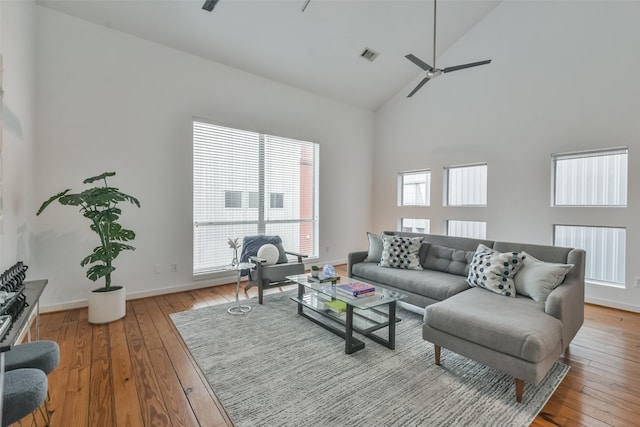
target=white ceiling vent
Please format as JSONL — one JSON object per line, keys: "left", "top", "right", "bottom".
{"left": 360, "top": 48, "right": 379, "bottom": 62}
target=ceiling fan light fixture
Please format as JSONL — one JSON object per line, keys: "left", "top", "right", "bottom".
{"left": 360, "top": 48, "right": 379, "bottom": 62}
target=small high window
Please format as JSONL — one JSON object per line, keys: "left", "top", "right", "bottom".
{"left": 552, "top": 147, "right": 628, "bottom": 207}
{"left": 401, "top": 218, "right": 430, "bottom": 234}
{"left": 444, "top": 163, "right": 487, "bottom": 206}
{"left": 554, "top": 225, "right": 625, "bottom": 287}
{"left": 398, "top": 170, "right": 430, "bottom": 206}
{"left": 447, "top": 220, "right": 487, "bottom": 239}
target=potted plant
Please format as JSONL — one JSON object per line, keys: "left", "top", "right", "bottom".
{"left": 310, "top": 265, "right": 320, "bottom": 278}
{"left": 37, "top": 172, "right": 140, "bottom": 324}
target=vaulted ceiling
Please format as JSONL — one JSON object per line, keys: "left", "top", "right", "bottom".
{"left": 37, "top": 0, "right": 501, "bottom": 111}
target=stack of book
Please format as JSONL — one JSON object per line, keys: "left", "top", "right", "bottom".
{"left": 308, "top": 275, "right": 340, "bottom": 284}
{"left": 336, "top": 282, "right": 375, "bottom": 298}
{"left": 324, "top": 299, "right": 347, "bottom": 314}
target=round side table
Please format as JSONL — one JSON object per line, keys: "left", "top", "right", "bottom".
{"left": 225, "top": 262, "right": 255, "bottom": 315}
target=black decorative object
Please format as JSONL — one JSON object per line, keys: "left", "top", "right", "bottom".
{"left": 0, "top": 262, "right": 30, "bottom": 340}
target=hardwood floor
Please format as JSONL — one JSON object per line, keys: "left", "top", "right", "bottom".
{"left": 13, "top": 265, "right": 640, "bottom": 426}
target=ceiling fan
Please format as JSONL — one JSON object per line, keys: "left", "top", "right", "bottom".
{"left": 405, "top": 0, "right": 491, "bottom": 97}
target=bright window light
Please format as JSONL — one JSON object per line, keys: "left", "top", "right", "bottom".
{"left": 445, "top": 163, "right": 487, "bottom": 206}
{"left": 447, "top": 220, "right": 487, "bottom": 239}
{"left": 401, "top": 218, "right": 430, "bottom": 234}
{"left": 553, "top": 147, "right": 627, "bottom": 207}
{"left": 398, "top": 170, "right": 430, "bottom": 206}
{"left": 193, "top": 120, "right": 319, "bottom": 275}
{"left": 554, "top": 224, "right": 625, "bottom": 287}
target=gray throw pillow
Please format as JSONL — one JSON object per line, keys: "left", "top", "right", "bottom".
{"left": 514, "top": 252, "right": 574, "bottom": 302}
{"left": 364, "top": 232, "right": 383, "bottom": 263}
{"left": 467, "top": 244, "right": 525, "bottom": 297}
{"left": 379, "top": 235, "right": 423, "bottom": 270}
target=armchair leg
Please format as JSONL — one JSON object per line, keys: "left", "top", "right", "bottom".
{"left": 434, "top": 345, "right": 441, "bottom": 365}
{"left": 515, "top": 378, "right": 524, "bottom": 403}
{"left": 258, "top": 282, "right": 264, "bottom": 304}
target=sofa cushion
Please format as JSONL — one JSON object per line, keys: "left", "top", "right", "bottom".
{"left": 423, "top": 245, "right": 475, "bottom": 277}
{"left": 467, "top": 244, "right": 525, "bottom": 297}
{"left": 493, "top": 241, "right": 571, "bottom": 265}
{"left": 424, "top": 288, "right": 563, "bottom": 363}
{"left": 514, "top": 252, "right": 574, "bottom": 302}
{"left": 364, "top": 232, "right": 384, "bottom": 263}
{"left": 379, "top": 235, "right": 423, "bottom": 270}
{"left": 351, "top": 263, "right": 469, "bottom": 301}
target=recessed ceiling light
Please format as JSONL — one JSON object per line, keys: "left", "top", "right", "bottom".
{"left": 360, "top": 48, "right": 379, "bottom": 62}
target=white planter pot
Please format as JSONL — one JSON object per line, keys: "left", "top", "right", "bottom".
{"left": 88, "top": 285, "right": 126, "bottom": 324}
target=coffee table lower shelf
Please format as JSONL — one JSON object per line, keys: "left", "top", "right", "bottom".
{"left": 290, "top": 288, "right": 400, "bottom": 354}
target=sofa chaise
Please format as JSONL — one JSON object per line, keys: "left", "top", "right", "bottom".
{"left": 348, "top": 231, "right": 585, "bottom": 402}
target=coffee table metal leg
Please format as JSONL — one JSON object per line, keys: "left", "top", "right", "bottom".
{"left": 388, "top": 301, "right": 396, "bottom": 350}
{"left": 345, "top": 305, "right": 354, "bottom": 354}
{"left": 361, "top": 301, "right": 397, "bottom": 350}
{"left": 297, "top": 284, "right": 304, "bottom": 315}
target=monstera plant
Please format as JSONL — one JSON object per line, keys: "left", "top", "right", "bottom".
{"left": 37, "top": 171, "right": 140, "bottom": 323}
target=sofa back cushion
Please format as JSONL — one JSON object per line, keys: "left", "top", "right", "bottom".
{"left": 493, "top": 241, "right": 572, "bottom": 265}
{"left": 423, "top": 245, "right": 475, "bottom": 276}
{"left": 384, "top": 233, "right": 495, "bottom": 277}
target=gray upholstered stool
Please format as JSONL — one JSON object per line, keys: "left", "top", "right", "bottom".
{"left": 5, "top": 341, "right": 60, "bottom": 425}
{"left": 2, "top": 368, "right": 48, "bottom": 426}
{"left": 4, "top": 341, "right": 60, "bottom": 375}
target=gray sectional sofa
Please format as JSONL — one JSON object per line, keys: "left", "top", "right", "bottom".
{"left": 347, "top": 231, "right": 585, "bottom": 402}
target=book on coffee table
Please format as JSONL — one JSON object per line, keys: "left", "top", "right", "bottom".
{"left": 308, "top": 275, "right": 340, "bottom": 283}
{"left": 324, "top": 300, "right": 347, "bottom": 314}
{"left": 336, "top": 282, "right": 375, "bottom": 297}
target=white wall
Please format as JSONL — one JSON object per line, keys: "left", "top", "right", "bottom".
{"left": 374, "top": 1, "right": 640, "bottom": 312}
{"left": 1, "top": 1, "right": 37, "bottom": 272}
{"left": 33, "top": 6, "right": 374, "bottom": 311}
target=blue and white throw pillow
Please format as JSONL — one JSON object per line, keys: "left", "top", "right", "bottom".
{"left": 379, "top": 235, "right": 423, "bottom": 270}
{"left": 467, "top": 244, "right": 525, "bottom": 297}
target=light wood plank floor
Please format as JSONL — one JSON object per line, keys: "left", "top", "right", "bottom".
{"left": 13, "top": 265, "right": 640, "bottom": 426}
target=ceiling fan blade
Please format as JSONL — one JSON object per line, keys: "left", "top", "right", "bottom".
{"left": 407, "top": 77, "right": 430, "bottom": 98}
{"left": 443, "top": 60, "right": 491, "bottom": 73}
{"left": 405, "top": 54, "right": 433, "bottom": 71}
{"left": 202, "top": 0, "right": 219, "bottom": 11}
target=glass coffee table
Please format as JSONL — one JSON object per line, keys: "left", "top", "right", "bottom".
{"left": 287, "top": 274, "right": 407, "bottom": 354}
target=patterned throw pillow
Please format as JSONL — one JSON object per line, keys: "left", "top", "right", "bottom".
{"left": 466, "top": 244, "right": 525, "bottom": 297}
{"left": 379, "top": 235, "right": 424, "bottom": 270}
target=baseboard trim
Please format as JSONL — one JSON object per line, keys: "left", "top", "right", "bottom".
{"left": 40, "top": 258, "right": 347, "bottom": 313}
{"left": 585, "top": 296, "right": 640, "bottom": 313}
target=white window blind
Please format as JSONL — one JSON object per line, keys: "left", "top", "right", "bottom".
{"left": 447, "top": 220, "right": 487, "bottom": 239}
{"left": 553, "top": 147, "right": 628, "bottom": 206}
{"left": 401, "top": 218, "right": 430, "bottom": 234}
{"left": 398, "top": 170, "right": 430, "bottom": 206}
{"left": 193, "top": 120, "right": 319, "bottom": 275}
{"left": 445, "top": 163, "right": 487, "bottom": 206}
{"left": 554, "top": 225, "right": 625, "bottom": 287}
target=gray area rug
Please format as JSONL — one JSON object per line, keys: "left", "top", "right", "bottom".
{"left": 171, "top": 291, "right": 568, "bottom": 427}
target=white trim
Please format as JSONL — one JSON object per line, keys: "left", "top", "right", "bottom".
{"left": 585, "top": 296, "right": 640, "bottom": 314}
{"left": 41, "top": 258, "right": 347, "bottom": 313}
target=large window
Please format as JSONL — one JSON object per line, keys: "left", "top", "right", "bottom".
{"left": 401, "top": 218, "right": 430, "bottom": 234}
{"left": 193, "top": 120, "right": 319, "bottom": 275}
{"left": 553, "top": 147, "right": 628, "bottom": 206}
{"left": 447, "top": 220, "right": 487, "bottom": 239}
{"left": 444, "top": 163, "right": 487, "bottom": 206}
{"left": 554, "top": 225, "right": 625, "bottom": 287}
{"left": 398, "top": 170, "right": 430, "bottom": 206}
